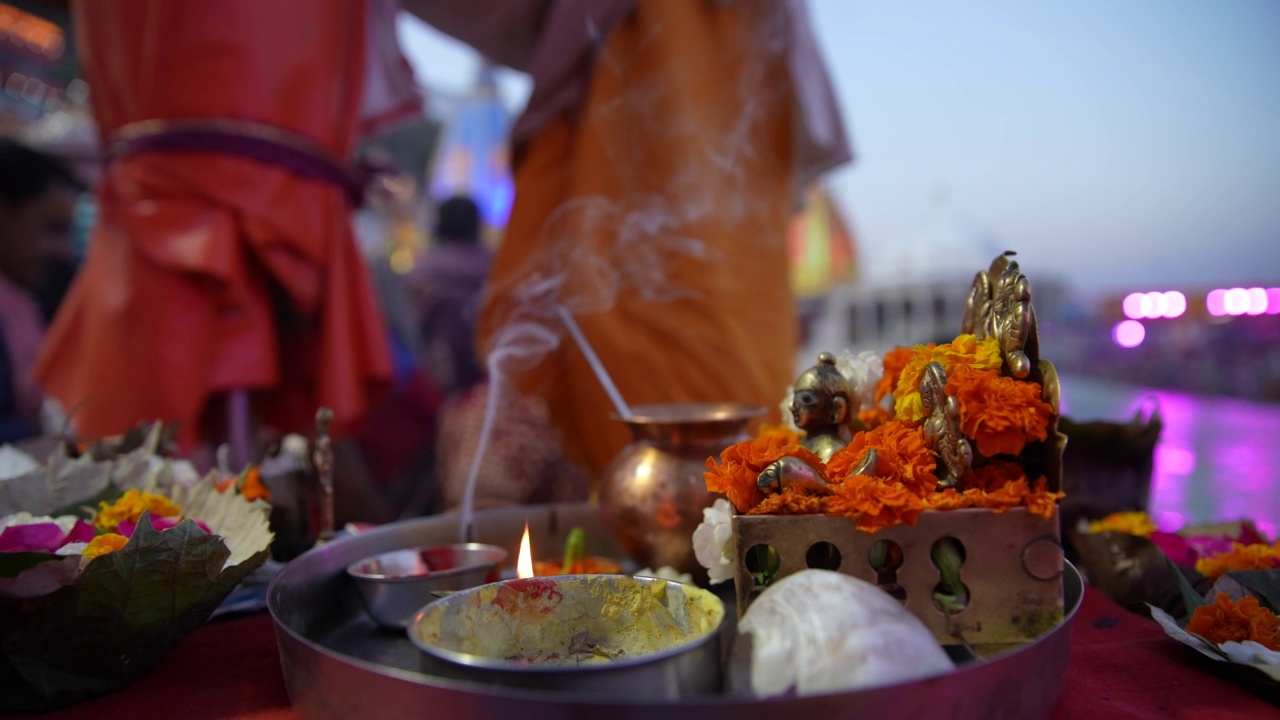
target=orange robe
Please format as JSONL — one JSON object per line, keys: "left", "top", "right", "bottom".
{"left": 36, "top": 0, "right": 395, "bottom": 447}
{"left": 478, "top": 0, "right": 814, "bottom": 481}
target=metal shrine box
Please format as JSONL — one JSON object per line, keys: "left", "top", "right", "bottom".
{"left": 731, "top": 507, "right": 1065, "bottom": 650}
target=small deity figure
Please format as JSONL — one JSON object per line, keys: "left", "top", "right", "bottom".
{"left": 757, "top": 353, "right": 876, "bottom": 495}
{"left": 919, "top": 362, "right": 972, "bottom": 489}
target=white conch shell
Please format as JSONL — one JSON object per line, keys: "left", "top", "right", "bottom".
{"left": 731, "top": 570, "right": 953, "bottom": 697}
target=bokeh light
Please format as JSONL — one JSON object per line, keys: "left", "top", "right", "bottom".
{"left": 1112, "top": 319, "right": 1146, "bottom": 348}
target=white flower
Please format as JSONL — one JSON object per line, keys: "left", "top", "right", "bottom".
{"left": 1219, "top": 640, "right": 1280, "bottom": 667}
{"left": 779, "top": 386, "right": 800, "bottom": 433}
{"left": 0, "top": 511, "right": 79, "bottom": 536}
{"left": 835, "top": 349, "right": 883, "bottom": 412}
{"left": 56, "top": 542, "right": 88, "bottom": 556}
{"left": 635, "top": 566, "right": 695, "bottom": 585}
{"left": 169, "top": 460, "right": 200, "bottom": 487}
{"left": 692, "top": 498, "right": 735, "bottom": 584}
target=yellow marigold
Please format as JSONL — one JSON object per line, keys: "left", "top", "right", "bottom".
{"left": 95, "top": 489, "right": 182, "bottom": 532}
{"left": 1087, "top": 511, "right": 1158, "bottom": 538}
{"left": 893, "top": 335, "right": 1002, "bottom": 424}
{"left": 1185, "top": 593, "right": 1280, "bottom": 651}
{"left": 1195, "top": 542, "right": 1280, "bottom": 581}
{"left": 82, "top": 533, "right": 129, "bottom": 560}
{"left": 945, "top": 364, "right": 1052, "bottom": 458}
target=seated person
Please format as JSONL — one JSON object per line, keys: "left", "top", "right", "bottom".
{"left": 0, "top": 141, "right": 82, "bottom": 442}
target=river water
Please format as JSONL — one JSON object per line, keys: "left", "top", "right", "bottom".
{"left": 1060, "top": 374, "right": 1280, "bottom": 538}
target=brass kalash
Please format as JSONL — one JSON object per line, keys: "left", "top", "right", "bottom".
{"left": 732, "top": 252, "right": 1068, "bottom": 654}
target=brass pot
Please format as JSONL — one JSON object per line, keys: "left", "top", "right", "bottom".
{"left": 599, "top": 402, "right": 764, "bottom": 580}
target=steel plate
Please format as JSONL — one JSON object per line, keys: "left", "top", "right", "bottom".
{"left": 268, "top": 503, "right": 1081, "bottom": 719}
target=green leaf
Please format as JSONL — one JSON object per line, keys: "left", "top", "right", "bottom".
{"left": 0, "top": 551, "right": 62, "bottom": 579}
{"left": 1224, "top": 570, "right": 1280, "bottom": 613}
{"left": 0, "top": 511, "right": 268, "bottom": 712}
{"left": 1169, "top": 557, "right": 1206, "bottom": 620}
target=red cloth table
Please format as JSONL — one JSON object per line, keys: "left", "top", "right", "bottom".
{"left": 12, "top": 586, "right": 1279, "bottom": 720}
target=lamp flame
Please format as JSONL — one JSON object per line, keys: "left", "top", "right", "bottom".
{"left": 517, "top": 522, "right": 534, "bottom": 578}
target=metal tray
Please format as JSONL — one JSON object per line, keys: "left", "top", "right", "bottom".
{"left": 268, "top": 503, "right": 1081, "bottom": 719}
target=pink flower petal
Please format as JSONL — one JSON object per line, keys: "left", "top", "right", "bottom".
{"left": 64, "top": 520, "right": 95, "bottom": 545}
{"left": 1150, "top": 531, "right": 1193, "bottom": 565}
{"left": 117, "top": 515, "right": 211, "bottom": 538}
{"left": 0, "top": 523, "right": 67, "bottom": 553}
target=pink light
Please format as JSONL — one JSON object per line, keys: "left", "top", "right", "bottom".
{"left": 1206, "top": 288, "right": 1227, "bottom": 316}
{"left": 1163, "top": 291, "right": 1186, "bottom": 318}
{"left": 1147, "top": 291, "right": 1167, "bottom": 318}
{"left": 1224, "top": 287, "right": 1250, "bottom": 316}
{"left": 1246, "top": 287, "right": 1267, "bottom": 315}
{"left": 1122, "top": 292, "right": 1145, "bottom": 319}
{"left": 1268, "top": 288, "right": 1280, "bottom": 316}
{"left": 1112, "top": 319, "right": 1145, "bottom": 348}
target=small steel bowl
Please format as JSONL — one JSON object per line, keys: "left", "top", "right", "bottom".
{"left": 347, "top": 543, "right": 506, "bottom": 629}
{"left": 407, "top": 575, "right": 725, "bottom": 697}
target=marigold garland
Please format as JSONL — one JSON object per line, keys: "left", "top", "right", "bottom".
{"left": 1194, "top": 542, "right": 1280, "bottom": 581}
{"left": 945, "top": 364, "right": 1052, "bottom": 457}
{"left": 704, "top": 432, "right": 824, "bottom": 513}
{"left": 1185, "top": 593, "right": 1280, "bottom": 651}
{"left": 893, "top": 335, "right": 1003, "bottom": 424}
{"left": 705, "top": 332, "right": 1063, "bottom": 533}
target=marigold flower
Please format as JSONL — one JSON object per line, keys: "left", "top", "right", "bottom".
{"left": 1185, "top": 593, "right": 1280, "bottom": 651}
{"left": 82, "top": 533, "right": 129, "bottom": 560}
{"left": 1194, "top": 542, "right": 1280, "bottom": 581}
{"left": 1087, "top": 511, "right": 1158, "bottom": 538}
{"left": 857, "top": 406, "right": 892, "bottom": 430}
{"left": 240, "top": 467, "right": 271, "bottom": 502}
{"left": 829, "top": 421, "right": 938, "bottom": 494}
{"left": 967, "top": 461, "right": 1024, "bottom": 490}
{"left": 875, "top": 345, "right": 919, "bottom": 406}
{"left": 704, "top": 432, "right": 822, "bottom": 513}
{"left": 747, "top": 489, "right": 828, "bottom": 516}
{"left": 893, "top": 335, "right": 1002, "bottom": 424}
{"left": 95, "top": 490, "right": 182, "bottom": 533}
{"left": 945, "top": 365, "right": 1052, "bottom": 457}
{"left": 826, "top": 476, "right": 926, "bottom": 533}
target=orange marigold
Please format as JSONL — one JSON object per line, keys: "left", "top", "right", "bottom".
{"left": 747, "top": 489, "right": 828, "bottom": 517}
{"left": 1194, "top": 542, "right": 1280, "bottom": 581}
{"left": 857, "top": 406, "right": 893, "bottom": 430}
{"left": 704, "top": 433, "right": 822, "bottom": 513}
{"left": 827, "top": 476, "right": 927, "bottom": 533}
{"left": 82, "top": 533, "right": 128, "bottom": 560}
{"left": 240, "top": 467, "right": 272, "bottom": 502}
{"left": 876, "top": 345, "right": 920, "bottom": 406}
{"left": 828, "top": 421, "right": 938, "bottom": 494}
{"left": 1185, "top": 593, "right": 1280, "bottom": 651}
{"left": 969, "top": 460, "right": 1028, "bottom": 492}
{"left": 893, "top": 335, "right": 1003, "bottom": 424}
{"left": 945, "top": 364, "right": 1052, "bottom": 458}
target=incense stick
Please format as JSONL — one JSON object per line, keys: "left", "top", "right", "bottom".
{"left": 556, "top": 307, "right": 633, "bottom": 420}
